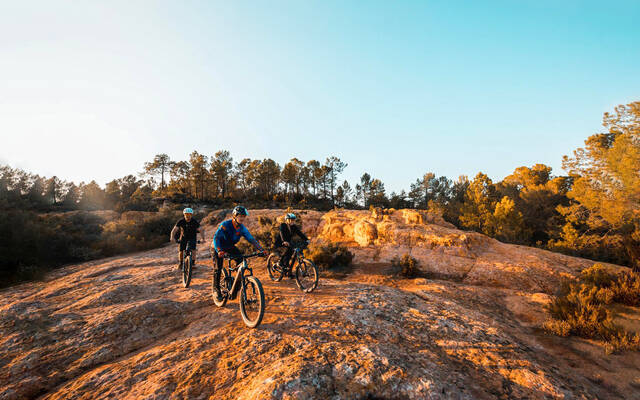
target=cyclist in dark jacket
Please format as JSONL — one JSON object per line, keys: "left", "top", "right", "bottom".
{"left": 210, "top": 206, "right": 266, "bottom": 299}
{"left": 275, "top": 213, "right": 309, "bottom": 275}
{"left": 170, "top": 208, "right": 205, "bottom": 269}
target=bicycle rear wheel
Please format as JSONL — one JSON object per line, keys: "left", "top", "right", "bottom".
{"left": 182, "top": 253, "right": 193, "bottom": 288}
{"left": 239, "top": 276, "right": 265, "bottom": 328}
{"left": 212, "top": 268, "right": 229, "bottom": 307}
{"left": 295, "top": 259, "right": 318, "bottom": 293}
{"left": 266, "top": 253, "right": 284, "bottom": 282}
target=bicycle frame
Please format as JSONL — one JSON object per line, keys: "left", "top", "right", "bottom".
{"left": 282, "top": 246, "right": 305, "bottom": 270}
{"left": 223, "top": 253, "right": 260, "bottom": 300}
{"left": 228, "top": 260, "right": 251, "bottom": 300}
{"left": 182, "top": 241, "right": 198, "bottom": 261}
{"left": 295, "top": 248, "right": 303, "bottom": 261}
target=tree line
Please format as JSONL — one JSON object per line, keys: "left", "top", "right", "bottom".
{"left": 1, "top": 101, "right": 638, "bottom": 270}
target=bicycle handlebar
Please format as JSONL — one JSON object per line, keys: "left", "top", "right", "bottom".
{"left": 284, "top": 240, "right": 309, "bottom": 249}
{"left": 223, "top": 252, "right": 265, "bottom": 260}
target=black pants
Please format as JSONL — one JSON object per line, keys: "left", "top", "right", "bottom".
{"left": 213, "top": 246, "right": 242, "bottom": 290}
{"left": 279, "top": 245, "right": 294, "bottom": 269}
{"left": 179, "top": 239, "right": 197, "bottom": 252}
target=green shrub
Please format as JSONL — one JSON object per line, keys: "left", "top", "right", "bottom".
{"left": 236, "top": 240, "right": 255, "bottom": 255}
{"left": 595, "top": 287, "right": 615, "bottom": 305}
{"left": 258, "top": 216, "right": 273, "bottom": 227}
{"left": 0, "top": 210, "right": 105, "bottom": 287}
{"left": 14, "top": 264, "right": 47, "bottom": 283}
{"left": 254, "top": 220, "right": 280, "bottom": 250}
{"left": 229, "top": 214, "right": 290, "bottom": 254}
{"left": 545, "top": 283, "right": 617, "bottom": 340}
{"left": 544, "top": 263, "right": 640, "bottom": 353}
{"left": 202, "top": 209, "right": 230, "bottom": 226}
{"left": 611, "top": 270, "right": 640, "bottom": 306}
{"left": 604, "top": 331, "right": 640, "bottom": 355}
{"left": 391, "top": 254, "right": 421, "bottom": 278}
{"left": 581, "top": 264, "right": 617, "bottom": 288}
{"left": 542, "top": 319, "right": 571, "bottom": 337}
{"left": 97, "top": 210, "right": 179, "bottom": 256}
{"left": 307, "top": 242, "right": 354, "bottom": 271}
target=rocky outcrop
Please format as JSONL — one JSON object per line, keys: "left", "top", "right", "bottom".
{"left": 1, "top": 210, "right": 637, "bottom": 399}
{"left": 313, "top": 209, "right": 610, "bottom": 294}
{"left": 204, "top": 208, "right": 616, "bottom": 294}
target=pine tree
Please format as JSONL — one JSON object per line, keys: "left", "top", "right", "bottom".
{"left": 210, "top": 150, "right": 234, "bottom": 199}
{"left": 459, "top": 172, "right": 495, "bottom": 233}
{"left": 143, "top": 154, "right": 173, "bottom": 191}
{"left": 562, "top": 101, "right": 640, "bottom": 271}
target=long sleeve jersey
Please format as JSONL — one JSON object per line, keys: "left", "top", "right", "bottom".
{"left": 275, "top": 223, "right": 308, "bottom": 247}
{"left": 212, "top": 219, "right": 263, "bottom": 252}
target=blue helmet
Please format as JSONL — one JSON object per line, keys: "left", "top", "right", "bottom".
{"left": 233, "top": 206, "right": 249, "bottom": 216}
{"left": 285, "top": 213, "right": 296, "bottom": 220}
{"left": 183, "top": 208, "right": 194, "bottom": 215}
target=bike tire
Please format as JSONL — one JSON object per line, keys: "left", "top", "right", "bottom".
{"left": 182, "top": 253, "right": 193, "bottom": 288}
{"left": 239, "top": 276, "right": 265, "bottom": 328}
{"left": 295, "top": 259, "right": 319, "bottom": 293}
{"left": 212, "top": 268, "right": 229, "bottom": 307}
{"left": 266, "top": 253, "right": 284, "bottom": 282}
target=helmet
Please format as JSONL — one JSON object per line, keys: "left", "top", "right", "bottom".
{"left": 285, "top": 213, "right": 296, "bottom": 220}
{"left": 183, "top": 208, "right": 194, "bottom": 215}
{"left": 232, "top": 206, "right": 249, "bottom": 217}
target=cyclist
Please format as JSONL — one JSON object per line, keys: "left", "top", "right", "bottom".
{"left": 211, "top": 206, "right": 267, "bottom": 300}
{"left": 170, "top": 208, "right": 205, "bottom": 270}
{"left": 275, "top": 213, "right": 309, "bottom": 277}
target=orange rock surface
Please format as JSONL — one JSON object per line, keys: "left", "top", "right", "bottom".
{"left": 1, "top": 209, "right": 638, "bottom": 399}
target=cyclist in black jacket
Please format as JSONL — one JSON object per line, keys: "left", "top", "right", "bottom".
{"left": 170, "top": 208, "right": 205, "bottom": 269}
{"left": 275, "top": 213, "right": 309, "bottom": 276}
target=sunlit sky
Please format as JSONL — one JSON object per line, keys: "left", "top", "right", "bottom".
{"left": 1, "top": 1, "right": 639, "bottom": 193}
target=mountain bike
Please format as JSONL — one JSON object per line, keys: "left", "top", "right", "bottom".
{"left": 267, "top": 243, "right": 318, "bottom": 293}
{"left": 212, "top": 252, "right": 266, "bottom": 328}
{"left": 179, "top": 240, "right": 201, "bottom": 288}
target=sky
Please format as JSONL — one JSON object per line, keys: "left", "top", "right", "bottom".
{"left": 1, "top": 1, "right": 639, "bottom": 193}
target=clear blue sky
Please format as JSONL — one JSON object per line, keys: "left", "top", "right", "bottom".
{"left": 1, "top": 1, "right": 639, "bottom": 193}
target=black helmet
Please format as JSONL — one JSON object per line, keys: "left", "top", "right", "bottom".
{"left": 232, "top": 206, "right": 249, "bottom": 217}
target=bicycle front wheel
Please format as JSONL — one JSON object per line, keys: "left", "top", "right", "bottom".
{"left": 239, "top": 276, "right": 265, "bottom": 328}
{"left": 266, "top": 253, "right": 284, "bottom": 282}
{"left": 182, "top": 253, "right": 193, "bottom": 288}
{"left": 295, "top": 259, "right": 318, "bottom": 293}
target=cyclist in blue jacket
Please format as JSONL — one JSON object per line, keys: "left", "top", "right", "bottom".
{"left": 211, "top": 206, "right": 266, "bottom": 300}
